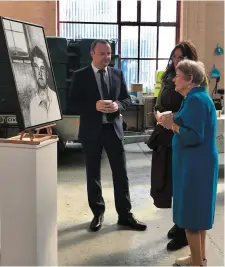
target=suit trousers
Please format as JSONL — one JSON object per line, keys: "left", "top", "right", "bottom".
{"left": 82, "top": 123, "right": 132, "bottom": 218}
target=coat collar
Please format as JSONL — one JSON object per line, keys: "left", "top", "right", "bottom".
{"left": 187, "top": 86, "right": 206, "bottom": 97}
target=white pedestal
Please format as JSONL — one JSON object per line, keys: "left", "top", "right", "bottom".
{"left": 0, "top": 138, "right": 58, "bottom": 266}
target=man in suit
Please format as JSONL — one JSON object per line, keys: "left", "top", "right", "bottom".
{"left": 68, "top": 39, "right": 147, "bottom": 232}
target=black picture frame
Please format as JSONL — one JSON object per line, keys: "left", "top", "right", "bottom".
{"left": 0, "top": 16, "right": 62, "bottom": 131}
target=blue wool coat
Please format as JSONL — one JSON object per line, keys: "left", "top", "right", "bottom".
{"left": 172, "top": 86, "right": 218, "bottom": 230}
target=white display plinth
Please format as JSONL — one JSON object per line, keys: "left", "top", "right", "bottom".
{"left": 0, "top": 138, "right": 58, "bottom": 266}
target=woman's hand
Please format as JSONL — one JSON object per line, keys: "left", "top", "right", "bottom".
{"left": 172, "top": 123, "right": 180, "bottom": 134}
{"left": 160, "top": 114, "right": 174, "bottom": 129}
{"left": 154, "top": 111, "right": 162, "bottom": 124}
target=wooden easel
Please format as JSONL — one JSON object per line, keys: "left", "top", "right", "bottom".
{"left": 0, "top": 123, "right": 58, "bottom": 145}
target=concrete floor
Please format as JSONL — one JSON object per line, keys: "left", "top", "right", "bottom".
{"left": 57, "top": 143, "right": 224, "bottom": 266}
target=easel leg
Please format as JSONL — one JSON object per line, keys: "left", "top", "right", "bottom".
{"left": 47, "top": 127, "right": 52, "bottom": 136}
{"left": 20, "top": 131, "right": 25, "bottom": 141}
{"left": 29, "top": 131, "right": 34, "bottom": 141}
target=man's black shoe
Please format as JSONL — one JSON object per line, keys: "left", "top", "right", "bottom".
{"left": 89, "top": 215, "right": 104, "bottom": 232}
{"left": 118, "top": 214, "right": 147, "bottom": 231}
{"left": 167, "top": 234, "right": 188, "bottom": 251}
{"left": 167, "top": 224, "right": 178, "bottom": 239}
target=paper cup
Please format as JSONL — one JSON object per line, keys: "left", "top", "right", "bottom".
{"left": 161, "top": 111, "right": 172, "bottom": 116}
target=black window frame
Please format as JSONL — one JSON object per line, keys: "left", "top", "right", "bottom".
{"left": 57, "top": 0, "right": 181, "bottom": 84}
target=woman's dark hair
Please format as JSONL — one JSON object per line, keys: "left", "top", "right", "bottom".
{"left": 162, "top": 40, "right": 198, "bottom": 85}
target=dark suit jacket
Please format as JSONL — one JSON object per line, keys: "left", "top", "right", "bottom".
{"left": 67, "top": 65, "right": 131, "bottom": 141}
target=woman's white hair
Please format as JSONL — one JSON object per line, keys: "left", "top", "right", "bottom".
{"left": 176, "top": 59, "right": 206, "bottom": 85}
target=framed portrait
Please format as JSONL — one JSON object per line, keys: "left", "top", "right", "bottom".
{"left": 0, "top": 16, "right": 62, "bottom": 130}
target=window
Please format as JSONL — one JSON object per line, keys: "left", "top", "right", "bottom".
{"left": 121, "top": 0, "right": 137, "bottom": 22}
{"left": 60, "top": 23, "right": 118, "bottom": 40}
{"left": 58, "top": 0, "right": 180, "bottom": 93}
{"left": 59, "top": 0, "right": 117, "bottom": 22}
{"left": 3, "top": 19, "right": 29, "bottom": 59}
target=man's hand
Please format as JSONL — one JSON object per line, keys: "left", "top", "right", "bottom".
{"left": 96, "top": 100, "right": 117, "bottom": 113}
{"left": 107, "top": 101, "right": 118, "bottom": 113}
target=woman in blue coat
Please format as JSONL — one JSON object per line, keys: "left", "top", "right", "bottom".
{"left": 161, "top": 59, "right": 218, "bottom": 266}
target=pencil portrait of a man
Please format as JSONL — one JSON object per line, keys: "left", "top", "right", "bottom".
{"left": 29, "top": 45, "right": 61, "bottom": 127}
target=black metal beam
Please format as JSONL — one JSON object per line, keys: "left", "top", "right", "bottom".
{"left": 156, "top": 0, "right": 161, "bottom": 71}
{"left": 58, "top": 21, "right": 176, "bottom": 27}
{"left": 137, "top": 0, "right": 141, "bottom": 83}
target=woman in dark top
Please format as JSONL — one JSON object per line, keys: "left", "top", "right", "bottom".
{"left": 149, "top": 41, "right": 199, "bottom": 251}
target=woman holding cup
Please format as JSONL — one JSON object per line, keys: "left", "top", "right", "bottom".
{"left": 148, "top": 41, "right": 200, "bottom": 251}
{"left": 160, "top": 59, "right": 218, "bottom": 266}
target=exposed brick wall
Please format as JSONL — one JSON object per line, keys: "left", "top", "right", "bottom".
{"left": 180, "top": 0, "right": 224, "bottom": 92}
{"left": 0, "top": 0, "right": 57, "bottom": 36}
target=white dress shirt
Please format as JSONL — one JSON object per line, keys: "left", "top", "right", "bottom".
{"left": 91, "top": 63, "right": 110, "bottom": 98}
{"left": 91, "top": 63, "right": 110, "bottom": 123}
{"left": 29, "top": 86, "right": 61, "bottom": 127}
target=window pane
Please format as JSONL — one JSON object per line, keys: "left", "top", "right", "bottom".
{"left": 158, "top": 60, "right": 168, "bottom": 71}
{"left": 139, "top": 60, "right": 156, "bottom": 93}
{"left": 160, "top": 0, "right": 177, "bottom": 22}
{"left": 11, "top": 21, "right": 24, "bottom": 32}
{"left": 3, "top": 19, "right": 11, "bottom": 30}
{"left": 141, "top": 0, "right": 157, "bottom": 22}
{"left": 121, "top": 0, "right": 137, "bottom": 22}
{"left": 13, "top": 32, "right": 29, "bottom": 55}
{"left": 121, "top": 60, "right": 138, "bottom": 90}
{"left": 60, "top": 23, "right": 118, "bottom": 40}
{"left": 121, "top": 26, "right": 138, "bottom": 58}
{"left": 140, "top": 27, "right": 157, "bottom": 58}
{"left": 158, "top": 27, "right": 176, "bottom": 58}
{"left": 5, "top": 30, "right": 15, "bottom": 50}
{"left": 59, "top": 0, "right": 117, "bottom": 22}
